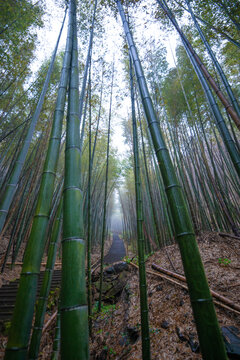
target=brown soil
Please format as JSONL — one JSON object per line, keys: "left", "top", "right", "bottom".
{"left": 89, "top": 231, "right": 240, "bottom": 359}
{"left": 1, "top": 232, "right": 240, "bottom": 359}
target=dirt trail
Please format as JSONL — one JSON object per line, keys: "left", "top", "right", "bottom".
{"left": 104, "top": 233, "right": 126, "bottom": 264}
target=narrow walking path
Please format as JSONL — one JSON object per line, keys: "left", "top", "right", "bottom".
{"left": 0, "top": 270, "right": 61, "bottom": 321}
{"left": 104, "top": 233, "right": 126, "bottom": 264}
{"left": 0, "top": 234, "right": 126, "bottom": 321}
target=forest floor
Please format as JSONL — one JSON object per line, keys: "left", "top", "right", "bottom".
{"left": 0, "top": 231, "right": 240, "bottom": 359}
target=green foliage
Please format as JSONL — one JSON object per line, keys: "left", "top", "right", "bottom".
{"left": 0, "top": 0, "right": 44, "bottom": 94}
{"left": 93, "top": 302, "right": 116, "bottom": 315}
{"left": 3, "top": 321, "right": 11, "bottom": 336}
{"left": 218, "top": 257, "right": 231, "bottom": 266}
{"left": 47, "top": 287, "right": 60, "bottom": 312}
{"left": 123, "top": 255, "right": 133, "bottom": 264}
{"left": 149, "top": 326, "right": 161, "bottom": 334}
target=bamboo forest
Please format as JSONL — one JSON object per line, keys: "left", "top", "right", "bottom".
{"left": 0, "top": 0, "right": 240, "bottom": 358}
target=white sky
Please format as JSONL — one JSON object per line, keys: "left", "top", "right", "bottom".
{"left": 31, "top": 0, "right": 180, "bottom": 157}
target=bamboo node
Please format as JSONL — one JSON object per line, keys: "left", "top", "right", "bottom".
{"left": 21, "top": 272, "right": 39, "bottom": 276}
{"left": 42, "top": 170, "right": 56, "bottom": 176}
{"left": 50, "top": 137, "right": 61, "bottom": 141}
{"left": 155, "top": 145, "right": 168, "bottom": 154}
{"left": 65, "top": 145, "right": 80, "bottom": 152}
{"left": 191, "top": 298, "right": 213, "bottom": 303}
{"left": 60, "top": 304, "right": 88, "bottom": 312}
{"left": 176, "top": 232, "right": 195, "bottom": 239}
{"left": 62, "top": 237, "right": 84, "bottom": 245}
{"left": 54, "top": 107, "right": 64, "bottom": 112}
{"left": 165, "top": 184, "right": 181, "bottom": 191}
{"left": 5, "top": 346, "right": 28, "bottom": 351}
{"left": 63, "top": 185, "right": 81, "bottom": 192}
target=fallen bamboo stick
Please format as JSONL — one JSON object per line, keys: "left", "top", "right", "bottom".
{"left": 152, "top": 263, "right": 240, "bottom": 313}
{"left": 218, "top": 232, "right": 240, "bottom": 241}
{"left": 42, "top": 310, "right": 58, "bottom": 335}
{"left": 129, "top": 262, "right": 240, "bottom": 316}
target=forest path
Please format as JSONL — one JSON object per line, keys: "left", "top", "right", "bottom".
{"left": 0, "top": 235, "right": 126, "bottom": 321}
{"left": 104, "top": 233, "right": 126, "bottom": 264}
{"left": 0, "top": 269, "right": 61, "bottom": 321}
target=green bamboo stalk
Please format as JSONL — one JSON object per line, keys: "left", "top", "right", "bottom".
{"left": 1, "top": 167, "right": 35, "bottom": 272}
{"left": 186, "top": 0, "right": 240, "bottom": 119}
{"left": 157, "top": 0, "right": 240, "bottom": 130}
{"left": 0, "top": 122, "right": 28, "bottom": 192}
{"left": 116, "top": 2, "right": 227, "bottom": 359}
{"left": 172, "top": 0, "right": 240, "bottom": 49}
{"left": 137, "top": 105, "right": 160, "bottom": 248}
{"left": 87, "top": 63, "right": 93, "bottom": 337}
{"left": 156, "top": 0, "right": 240, "bottom": 179}
{"left": 28, "top": 198, "right": 63, "bottom": 360}
{"left": 51, "top": 308, "right": 61, "bottom": 360}
{"left": 0, "top": 7, "right": 67, "bottom": 235}
{"left": 60, "top": 0, "right": 89, "bottom": 358}
{"left": 130, "top": 56, "right": 151, "bottom": 359}
{"left": 98, "top": 64, "right": 114, "bottom": 312}
{"left": 215, "top": 0, "right": 240, "bottom": 33}
{"left": 4, "top": 7, "right": 71, "bottom": 359}
{"left": 79, "top": 0, "right": 97, "bottom": 128}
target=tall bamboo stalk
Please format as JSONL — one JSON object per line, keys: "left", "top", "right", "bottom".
{"left": 60, "top": 0, "right": 89, "bottom": 358}
{"left": 4, "top": 6, "right": 71, "bottom": 360}
{"left": 87, "top": 63, "right": 93, "bottom": 337}
{"left": 79, "top": 0, "right": 97, "bottom": 129}
{"left": 215, "top": 0, "right": 240, "bottom": 33}
{"left": 0, "top": 7, "right": 67, "bottom": 235}
{"left": 116, "top": 2, "right": 227, "bottom": 359}
{"left": 156, "top": 0, "right": 240, "bottom": 179}
{"left": 172, "top": 0, "right": 240, "bottom": 49}
{"left": 28, "top": 197, "right": 63, "bottom": 359}
{"left": 186, "top": 0, "right": 240, "bottom": 119}
{"left": 51, "top": 308, "right": 61, "bottom": 360}
{"left": 156, "top": 0, "right": 240, "bottom": 130}
{"left": 130, "top": 56, "right": 151, "bottom": 359}
{"left": 98, "top": 64, "right": 114, "bottom": 312}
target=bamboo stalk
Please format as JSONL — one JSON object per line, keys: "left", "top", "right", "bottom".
{"left": 130, "top": 55, "right": 151, "bottom": 359}
{"left": 98, "top": 63, "right": 114, "bottom": 312}
{"left": 0, "top": 8, "right": 67, "bottom": 235}
{"left": 156, "top": 0, "right": 240, "bottom": 180}
{"left": 87, "top": 60, "right": 93, "bottom": 337}
{"left": 157, "top": 0, "right": 240, "bottom": 130}
{"left": 4, "top": 7, "right": 70, "bottom": 359}
{"left": 186, "top": 0, "right": 240, "bottom": 120}
{"left": 51, "top": 308, "right": 61, "bottom": 360}
{"left": 28, "top": 198, "right": 63, "bottom": 360}
{"left": 60, "top": 1, "right": 89, "bottom": 358}
{"left": 116, "top": 2, "right": 227, "bottom": 358}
